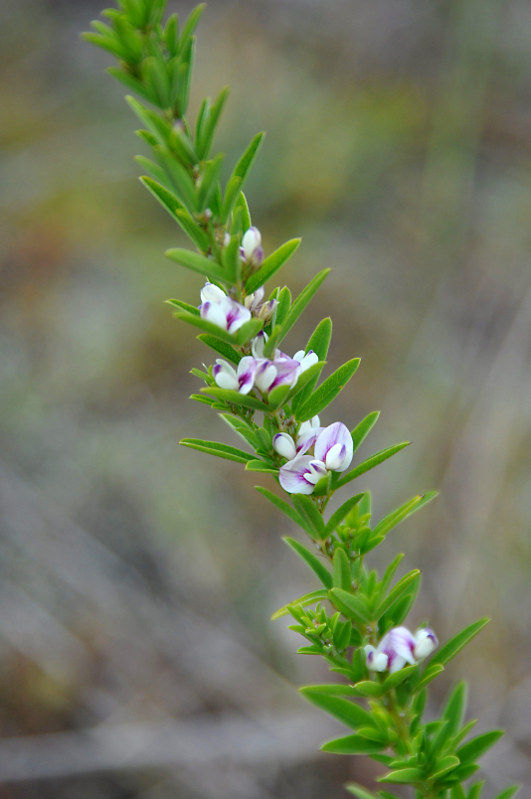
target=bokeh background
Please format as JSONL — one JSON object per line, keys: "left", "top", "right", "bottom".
{"left": 1, "top": 0, "right": 530, "bottom": 796}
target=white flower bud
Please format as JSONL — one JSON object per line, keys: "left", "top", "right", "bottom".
{"left": 273, "top": 433, "right": 297, "bottom": 460}
{"left": 241, "top": 226, "right": 262, "bottom": 261}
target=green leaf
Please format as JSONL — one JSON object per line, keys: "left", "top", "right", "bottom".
{"left": 292, "top": 495, "right": 326, "bottom": 539}
{"left": 345, "top": 784, "right": 379, "bottom": 799}
{"left": 197, "top": 152, "right": 224, "bottom": 210}
{"left": 107, "top": 66, "right": 156, "bottom": 104}
{"left": 197, "top": 334, "right": 240, "bottom": 365}
{"left": 229, "top": 131, "right": 265, "bottom": 192}
{"left": 197, "top": 86, "right": 229, "bottom": 159}
{"left": 372, "top": 492, "right": 438, "bottom": 538}
{"left": 171, "top": 311, "right": 236, "bottom": 343}
{"left": 140, "top": 178, "right": 210, "bottom": 251}
{"left": 202, "top": 386, "right": 268, "bottom": 412}
{"left": 382, "top": 665, "right": 417, "bottom": 691}
{"left": 456, "top": 730, "right": 504, "bottom": 763}
{"left": 431, "top": 619, "right": 490, "bottom": 668}
{"left": 442, "top": 682, "right": 468, "bottom": 738}
{"left": 235, "top": 318, "right": 264, "bottom": 345}
{"left": 381, "top": 554, "right": 405, "bottom": 593}
{"left": 282, "top": 536, "right": 333, "bottom": 588}
{"left": 246, "top": 238, "right": 302, "bottom": 294}
{"left": 244, "top": 459, "right": 277, "bottom": 473}
{"left": 179, "top": 438, "right": 252, "bottom": 464}
{"left": 219, "top": 175, "right": 243, "bottom": 224}
{"left": 165, "top": 248, "right": 228, "bottom": 283}
{"left": 335, "top": 442, "right": 410, "bottom": 489}
{"left": 254, "top": 489, "right": 301, "bottom": 526}
{"left": 265, "top": 269, "right": 331, "bottom": 357}
{"left": 291, "top": 317, "right": 332, "bottom": 414}
{"left": 153, "top": 145, "right": 198, "bottom": 210}
{"left": 333, "top": 548, "right": 352, "bottom": 591}
{"left": 297, "top": 358, "right": 361, "bottom": 422}
{"left": 271, "top": 589, "right": 329, "bottom": 620}
{"left": 321, "top": 734, "right": 385, "bottom": 755}
{"left": 378, "top": 768, "right": 423, "bottom": 784}
{"left": 300, "top": 688, "right": 374, "bottom": 729}
{"left": 431, "top": 755, "right": 460, "bottom": 779}
{"left": 492, "top": 788, "right": 520, "bottom": 799}
{"left": 351, "top": 410, "right": 380, "bottom": 452}
{"left": 329, "top": 588, "right": 372, "bottom": 624}
{"left": 415, "top": 662, "right": 445, "bottom": 690}
{"left": 325, "top": 494, "right": 365, "bottom": 535}
{"left": 179, "top": 4, "right": 205, "bottom": 51}
{"left": 376, "top": 570, "right": 421, "bottom": 619}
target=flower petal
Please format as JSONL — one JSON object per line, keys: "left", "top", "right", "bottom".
{"left": 273, "top": 433, "right": 297, "bottom": 460}
{"left": 279, "top": 455, "right": 320, "bottom": 495}
{"left": 314, "top": 422, "right": 353, "bottom": 472}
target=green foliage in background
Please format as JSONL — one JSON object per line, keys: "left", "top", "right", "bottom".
{"left": 83, "top": 2, "right": 519, "bottom": 797}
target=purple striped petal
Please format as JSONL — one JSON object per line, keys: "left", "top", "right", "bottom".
{"left": 279, "top": 456, "right": 326, "bottom": 495}
{"left": 314, "top": 422, "right": 353, "bottom": 472}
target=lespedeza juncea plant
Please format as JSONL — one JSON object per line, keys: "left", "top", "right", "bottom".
{"left": 83, "top": 3, "right": 518, "bottom": 797}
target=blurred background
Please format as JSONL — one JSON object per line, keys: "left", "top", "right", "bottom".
{"left": 1, "top": 0, "right": 530, "bottom": 796}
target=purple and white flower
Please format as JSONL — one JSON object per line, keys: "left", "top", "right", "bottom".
{"left": 364, "top": 626, "right": 438, "bottom": 674}
{"left": 199, "top": 282, "right": 251, "bottom": 334}
{"left": 278, "top": 421, "right": 353, "bottom": 494}
{"left": 314, "top": 421, "right": 353, "bottom": 472}
{"left": 212, "top": 356, "right": 257, "bottom": 394}
{"left": 278, "top": 455, "right": 329, "bottom": 495}
{"left": 240, "top": 226, "right": 264, "bottom": 267}
{"left": 254, "top": 354, "right": 302, "bottom": 393}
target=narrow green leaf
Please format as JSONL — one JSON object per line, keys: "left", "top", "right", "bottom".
{"left": 329, "top": 587, "right": 372, "bottom": 624}
{"left": 266, "top": 269, "right": 330, "bottom": 357}
{"left": 197, "top": 334, "right": 240, "bottom": 365}
{"left": 431, "top": 755, "right": 460, "bottom": 779}
{"left": 382, "top": 665, "right": 417, "bottom": 691}
{"left": 431, "top": 619, "right": 490, "bottom": 668}
{"left": 335, "top": 442, "right": 410, "bottom": 489}
{"left": 333, "top": 548, "right": 352, "bottom": 591}
{"left": 246, "top": 238, "right": 302, "bottom": 293}
{"left": 492, "top": 788, "right": 520, "bottom": 799}
{"left": 456, "top": 730, "right": 504, "bottom": 763}
{"left": 271, "top": 589, "right": 329, "bottom": 620}
{"left": 282, "top": 536, "right": 333, "bottom": 588}
{"left": 165, "top": 248, "right": 228, "bottom": 283}
{"left": 378, "top": 768, "right": 423, "bottom": 784}
{"left": 325, "top": 494, "right": 365, "bottom": 535}
{"left": 415, "top": 662, "right": 445, "bottom": 690}
{"left": 198, "top": 86, "right": 229, "bottom": 159}
{"left": 376, "top": 570, "right": 421, "bottom": 619}
{"left": 171, "top": 311, "right": 236, "bottom": 342}
{"left": 292, "top": 495, "right": 326, "bottom": 539}
{"left": 442, "top": 682, "right": 468, "bottom": 738}
{"left": 372, "top": 492, "right": 438, "bottom": 538}
{"left": 253, "top": 489, "right": 302, "bottom": 527}
{"left": 381, "top": 554, "right": 405, "bottom": 592}
{"left": 351, "top": 410, "right": 380, "bottom": 452}
{"left": 300, "top": 688, "right": 374, "bottom": 729}
{"left": 107, "top": 66, "right": 156, "bottom": 104}
{"left": 297, "top": 358, "right": 361, "bottom": 422}
{"left": 345, "top": 784, "right": 379, "bottom": 799}
{"left": 230, "top": 131, "right": 265, "bottom": 191}
{"left": 291, "top": 317, "right": 332, "bottom": 414}
{"left": 202, "top": 386, "right": 269, "bottom": 411}
{"left": 244, "top": 459, "right": 277, "bottom": 473}
{"left": 321, "top": 734, "right": 385, "bottom": 755}
{"left": 178, "top": 3, "right": 205, "bottom": 49}
{"left": 180, "top": 438, "right": 253, "bottom": 463}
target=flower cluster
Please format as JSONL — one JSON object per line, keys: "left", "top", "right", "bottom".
{"left": 199, "top": 282, "right": 250, "bottom": 334}
{"left": 364, "top": 626, "right": 438, "bottom": 674}
{"left": 275, "top": 419, "right": 353, "bottom": 494}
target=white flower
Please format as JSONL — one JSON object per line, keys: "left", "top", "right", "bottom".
{"left": 293, "top": 349, "right": 319, "bottom": 372}
{"left": 314, "top": 422, "right": 353, "bottom": 472}
{"left": 273, "top": 432, "right": 297, "bottom": 460}
{"left": 413, "top": 628, "right": 438, "bottom": 659}
{"left": 212, "top": 356, "right": 257, "bottom": 394}
{"left": 365, "top": 626, "right": 438, "bottom": 674}
{"left": 278, "top": 455, "right": 328, "bottom": 495}
{"left": 241, "top": 226, "right": 263, "bottom": 265}
{"left": 199, "top": 282, "right": 251, "bottom": 334}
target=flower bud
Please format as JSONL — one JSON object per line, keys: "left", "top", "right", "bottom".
{"left": 273, "top": 433, "right": 297, "bottom": 460}
{"left": 241, "top": 226, "right": 263, "bottom": 267}
{"left": 414, "top": 628, "right": 438, "bottom": 659}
